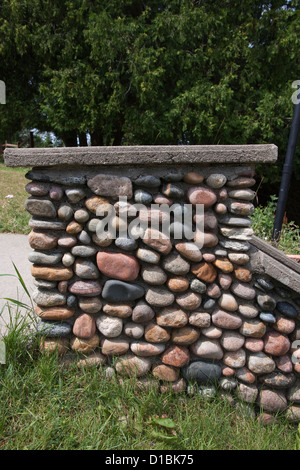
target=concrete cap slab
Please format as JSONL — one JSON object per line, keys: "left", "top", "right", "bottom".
{"left": 4, "top": 144, "right": 278, "bottom": 168}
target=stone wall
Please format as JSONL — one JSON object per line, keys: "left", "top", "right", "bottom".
{"left": 5, "top": 144, "right": 300, "bottom": 422}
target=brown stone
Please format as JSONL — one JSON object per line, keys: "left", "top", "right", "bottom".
{"left": 183, "top": 172, "right": 204, "bottom": 184}
{"left": 175, "top": 242, "right": 202, "bottom": 262}
{"left": 156, "top": 306, "right": 188, "bottom": 328}
{"left": 57, "top": 234, "right": 77, "bottom": 248}
{"left": 206, "top": 283, "right": 221, "bottom": 298}
{"left": 40, "top": 337, "right": 69, "bottom": 356}
{"left": 58, "top": 281, "right": 68, "bottom": 294}
{"left": 35, "top": 305, "right": 74, "bottom": 321}
{"left": 85, "top": 196, "right": 112, "bottom": 215}
{"left": 144, "top": 323, "right": 171, "bottom": 343}
{"left": 189, "top": 312, "right": 211, "bottom": 328}
{"left": 160, "top": 378, "right": 187, "bottom": 394}
{"left": 77, "top": 352, "right": 106, "bottom": 368}
{"left": 88, "top": 174, "right": 132, "bottom": 198}
{"left": 175, "top": 291, "right": 202, "bottom": 310}
{"left": 213, "top": 258, "right": 234, "bottom": 273}
{"left": 96, "top": 251, "right": 140, "bottom": 281}
{"left": 66, "top": 221, "right": 83, "bottom": 234}
{"left": 71, "top": 334, "right": 100, "bottom": 354}
{"left": 101, "top": 338, "right": 130, "bottom": 356}
{"left": 152, "top": 364, "right": 180, "bottom": 382}
{"left": 264, "top": 331, "right": 290, "bottom": 357}
{"left": 28, "top": 231, "right": 58, "bottom": 250}
{"left": 103, "top": 303, "right": 132, "bottom": 318}
{"left": 143, "top": 228, "right": 172, "bottom": 254}
{"left": 73, "top": 314, "right": 96, "bottom": 339}
{"left": 234, "top": 268, "right": 252, "bottom": 282}
{"left": 187, "top": 186, "right": 217, "bottom": 209}
{"left": 78, "top": 297, "right": 102, "bottom": 314}
{"left": 171, "top": 326, "right": 200, "bottom": 345}
{"left": 31, "top": 265, "right": 73, "bottom": 281}
{"left": 161, "top": 345, "right": 190, "bottom": 367}
{"left": 167, "top": 276, "right": 190, "bottom": 292}
{"left": 274, "top": 315, "right": 295, "bottom": 335}
{"left": 92, "top": 233, "right": 113, "bottom": 247}
{"left": 227, "top": 177, "right": 256, "bottom": 188}
{"left": 239, "top": 320, "right": 266, "bottom": 338}
{"left": 191, "top": 261, "right": 217, "bottom": 283}
{"left": 203, "top": 253, "right": 216, "bottom": 263}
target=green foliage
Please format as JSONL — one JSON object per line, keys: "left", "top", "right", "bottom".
{"left": 251, "top": 195, "right": 300, "bottom": 254}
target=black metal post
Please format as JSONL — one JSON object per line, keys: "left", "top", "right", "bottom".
{"left": 272, "top": 100, "right": 300, "bottom": 242}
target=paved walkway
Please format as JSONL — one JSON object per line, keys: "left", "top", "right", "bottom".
{"left": 0, "top": 233, "right": 34, "bottom": 336}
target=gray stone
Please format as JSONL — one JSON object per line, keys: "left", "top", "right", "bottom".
{"left": 162, "top": 252, "right": 190, "bottom": 275}
{"left": 141, "top": 265, "right": 167, "bottom": 285}
{"left": 162, "top": 170, "right": 183, "bottom": 182}
{"left": 136, "top": 248, "right": 160, "bottom": 264}
{"left": 71, "top": 246, "right": 97, "bottom": 257}
{"left": 65, "top": 188, "right": 86, "bottom": 203}
{"left": 33, "top": 289, "right": 66, "bottom": 307}
{"left": 134, "top": 175, "right": 161, "bottom": 188}
{"left": 220, "top": 227, "right": 253, "bottom": 240}
{"left": 57, "top": 204, "right": 74, "bottom": 221}
{"left": 190, "top": 279, "right": 207, "bottom": 294}
{"left": 115, "top": 236, "right": 138, "bottom": 251}
{"left": 25, "top": 169, "right": 86, "bottom": 185}
{"left": 25, "top": 198, "right": 56, "bottom": 218}
{"left": 203, "top": 298, "right": 216, "bottom": 310}
{"left": 276, "top": 301, "right": 298, "bottom": 319}
{"left": 87, "top": 174, "right": 132, "bottom": 198}
{"left": 132, "top": 300, "right": 155, "bottom": 323}
{"left": 220, "top": 240, "right": 251, "bottom": 251}
{"left": 206, "top": 173, "right": 227, "bottom": 188}
{"left": 248, "top": 352, "right": 276, "bottom": 374}
{"left": 218, "top": 216, "right": 252, "bottom": 227}
{"left": 86, "top": 218, "right": 100, "bottom": 232}
{"left": 256, "top": 277, "right": 274, "bottom": 291}
{"left": 231, "top": 282, "right": 256, "bottom": 300}
{"left": 259, "top": 312, "right": 276, "bottom": 323}
{"left": 102, "top": 280, "right": 145, "bottom": 302}
{"left": 28, "top": 251, "right": 63, "bottom": 265}
{"left": 182, "top": 360, "right": 222, "bottom": 385}
{"left": 257, "top": 294, "right": 276, "bottom": 311}
{"left": 74, "top": 209, "right": 90, "bottom": 223}
{"left": 29, "top": 217, "right": 66, "bottom": 231}
{"left": 34, "top": 279, "right": 57, "bottom": 290}
{"left": 74, "top": 259, "right": 99, "bottom": 279}
{"left": 134, "top": 189, "right": 153, "bottom": 204}
{"left": 67, "top": 295, "right": 77, "bottom": 308}
{"left": 77, "top": 230, "right": 91, "bottom": 245}
{"left": 145, "top": 287, "right": 175, "bottom": 307}
{"left": 162, "top": 183, "right": 184, "bottom": 199}
{"left": 36, "top": 320, "right": 72, "bottom": 337}
{"left": 220, "top": 378, "right": 237, "bottom": 391}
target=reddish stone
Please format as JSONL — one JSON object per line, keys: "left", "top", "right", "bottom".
{"left": 167, "top": 276, "right": 190, "bottom": 292}
{"left": 73, "top": 314, "right": 96, "bottom": 339}
{"left": 156, "top": 306, "right": 188, "bottom": 328}
{"left": 144, "top": 323, "right": 170, "bottom": 343}
{"left": 235, "top": 367, "right": 256, "bottom": 384}
{"left": 264, "top": 331, "right": 290, "bottom": 357}
{"left": 183, "top": 172, "right": 204, "bottom": 184}
{"left": 175, "top": 242, "right": 202, "bottom": 262}
{"left": 187, "top": 186, "right": 217, "bottom": 209}
{"left": 161, "top": 345, "right": 190, "bottom": 367}
{"left": 222, "top": 367, "right": 235, "bottom": 377}
{"left": 194, "top": 231, "right": 219, "bottom": 248}
{"left": 191, "top": 261, "right": 217, "bottom": 283}
{"left": 203, "top": 253, "right": 216, "bottom": 263}
{"left": 218, "top": 273, "right": 233, "bottom": 290}
{"left": 245, "top": 338, "right": 264, "bottom": 352}
{"left": 96, "top": 251, "right": 140, "bottom": 281}
{"left": 68, "top": 280, "right": 102, "bottom": 296}
{"left": 171, "top": 326, "right": 200, "bottom": 345}
{"left": 274, "top": 315, "right": 295, "bottom": 335}
{"left": 31, "top": 265, "right": 73, "bottom": 281}
{"left": 35, "top": 305, "right": 74, "bottom": 321}
{"left": 234, "top": 268, "right": 252, "bottom": 282}
{"left": 206, "top": 283, "right": 221, "bottom": 298}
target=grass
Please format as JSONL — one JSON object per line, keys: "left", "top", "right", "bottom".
{"left": 0, "top": 161, "right": 30, "bottom": 234}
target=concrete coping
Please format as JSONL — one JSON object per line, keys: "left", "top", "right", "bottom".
{"left": 4, "top": 144, "right": 278, "bottom": 167}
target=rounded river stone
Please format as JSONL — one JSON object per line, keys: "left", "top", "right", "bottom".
{"left": 102, "top": 280, "right": 144, "bottom": 302}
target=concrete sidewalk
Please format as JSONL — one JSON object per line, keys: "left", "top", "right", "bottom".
{"left": 0, "top": 233, "right": 34, "bottom": 336}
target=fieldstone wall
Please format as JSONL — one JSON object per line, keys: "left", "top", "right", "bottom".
{"left": 5, "top": 144, "right": 300, "bottom": 422}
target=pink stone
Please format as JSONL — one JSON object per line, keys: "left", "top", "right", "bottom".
{"left": 202, "top": 325, "right": 222, "bottom": 339}
{"left": 49, "top": 185, "right": 64, "bottom": 200}
{"left": 221, "top": 331, "right": 245, "bottom": 351}
{"left": 143, "top": 228, "right": 172, "bottom": 254}
{"left": 58, "top": 235, "right": 77, "bottom": 248}
{"left": 25, "top": 181, "right": 49, "bottom": 196}
{"left": 212, "top": 309, "right": 242, "bottom": 330}
{"left": 193, "top": 211, "right": 218, "bottom": 230}
{"left": 245, "top": 338, "right": 264, "bottom": 352}
{"left": 264, "top": 331, "right": 290, "bottom": 357}
{"left": 175, "top": 291, "right": 202, "bottom": 311}
{"left": 153, "top": 193, "right": 173, "bottom": 206}
{"left": 206, "top": 283, "right": 221, "bottom": 299}
{"left": 275, "top": 355, "right": 293, "bottom": 373}
{"left": 257, "top": 389, "right": 287, "bottom": 413}
{"left": 274, "top": 315, "right": 295, "bottom": 335}
{"left": 96, "top": 251, "right": 140, "bottom": 281}
{"left": 203, "top": 253, "right": 216, "bottom": 263}
{"left": 187, "top": 186, "right": 217, "bottom": 209}
{"left": 218, "top": 273, "right": 232, "bottom": 290}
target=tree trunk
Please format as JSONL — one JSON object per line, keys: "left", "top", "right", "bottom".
{"left": 79, "top": 132, "right": 88, "bottom": 147}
